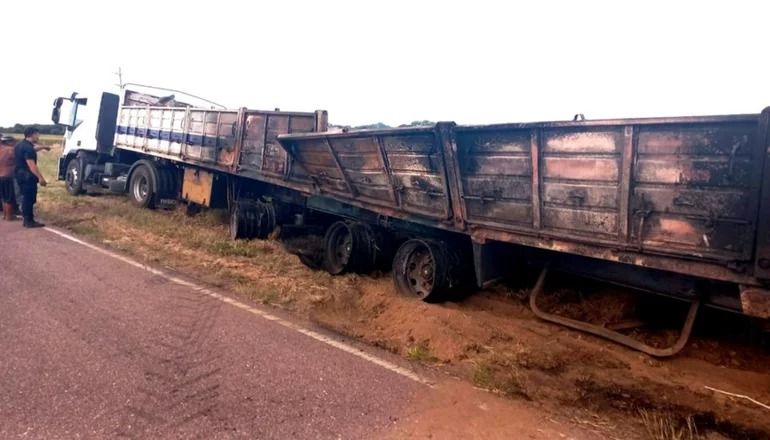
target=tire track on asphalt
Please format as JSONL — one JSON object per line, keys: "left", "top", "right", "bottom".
{"left": 44, "top": 227, "right": 431, "bottom": 387}
{"left": 116, "top": 284, "right": 225, "bottom": 439}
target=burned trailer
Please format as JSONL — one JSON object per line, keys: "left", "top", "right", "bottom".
{"left": 277, "top": 110, "right": 770, "bottom": 356}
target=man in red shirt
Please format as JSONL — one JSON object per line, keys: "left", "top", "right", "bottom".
{"left": 0, "top": 134, "right": 17, "bottom": 220}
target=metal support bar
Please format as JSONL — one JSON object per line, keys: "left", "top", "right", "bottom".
{"left": 530, "top": 129, "right": 542, "bottom": 230}
{"left": 323, "top": 137, "right": 357, "bottom": 197}
{"left": 618, "top": 125, "right": 635, "bottom": 242}
{"left": 435, "top": 122, "right": 466, "bottom": 228}
{"left": 528, "top": 267, "right": 700, "bottom": 357}
{"left": 373, "top": 136, "right": 399, "bottom": 206}
{"left": 230, "top": 108, "right": 246, "bottom": 173}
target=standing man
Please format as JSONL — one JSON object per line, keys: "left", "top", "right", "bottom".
{"left": 0, "top": 135, "right": 17, "bottom": 220}
{"left": 14, "top": 127, "right": 50, "bottom": 228}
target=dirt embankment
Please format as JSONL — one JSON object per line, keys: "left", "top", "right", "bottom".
{"left": 35, "top": 149, "right": 770, "bottom": 439}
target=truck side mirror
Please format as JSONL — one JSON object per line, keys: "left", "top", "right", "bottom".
{"left": 51, "top": 97, "right": 65, "bottom": 125}
{"left": 51, "top": 96, "right": 79, "bottom": 129}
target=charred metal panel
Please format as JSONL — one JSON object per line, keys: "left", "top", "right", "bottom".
{"left": 631, "top": 122, "right": 758, "bottom": 261}
{"left": 454, "top": 127, "right": 534, "bottom": 227}
{"left": 239, "top": 113, "right": 268, "bottom": 171}
{"left": 378, "top": 131, "right": 450, "bottom": 218}
{"left": 331, "top": 137, "right": 392, "bottom": 203}
{"left": 237, "top": 111, "right": 317, "bottom": 178}
{"left": 540, "top": 127, "right": 624, "bottom": 237}
{"left": 278, "top": 128, "right": 451, "bottom": 220}
{"left": 262, "top": 116, "right": 290, "bottom": 176}
{"left": 543, "top": 183, "right": 618, "bottom": 209}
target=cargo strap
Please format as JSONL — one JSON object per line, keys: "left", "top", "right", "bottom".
{"left": 528, "top": 267, "right": 700, "bottom": 357}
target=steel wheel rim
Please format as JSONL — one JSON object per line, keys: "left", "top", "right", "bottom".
{"left": 405, "top": 245, "right": 435, "bottom": 298}
{"left": 328, "top": 224, "right": 353, "bottom": 271}
{"left": 66, "top": 163, "right": 79, "bottom": 190}
{"left": 133, "top": 175, "right": 149, "bottom": 202}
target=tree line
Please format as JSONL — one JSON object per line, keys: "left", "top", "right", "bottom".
{"left": 353, "top": 120, "right": 435, "bottom": 129}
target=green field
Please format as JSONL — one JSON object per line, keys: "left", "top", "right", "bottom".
{"left": 2, "top": 133, "right": 63, "bottom": 145}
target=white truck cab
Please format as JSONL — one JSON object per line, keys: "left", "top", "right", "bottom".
{"left": 52, "top": 91, "right": 120, "bottom": 181}
{"left": 50, "top": 87, "right": 209, "bottom": 194}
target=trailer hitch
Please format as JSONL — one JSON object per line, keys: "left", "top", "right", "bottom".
{"left": 528, "top": 267, "right": 700, "bottom": 357}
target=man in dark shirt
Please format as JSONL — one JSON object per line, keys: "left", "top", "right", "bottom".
{"left": 14, "top": 127, "right": 49, "bottom": 228}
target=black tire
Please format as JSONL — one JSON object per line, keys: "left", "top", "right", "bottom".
{"left": 64, "top": 157, "right": 84, "bottom": 195}
{"left": 254, "top": 201, "right": 276, "bottom": 239}
{"left": 129, "top": 165, "right": 156, "bottom": 209}
{"left": 155, "top": 167, "right": 179, "bottom": 208}
{"left": 298, "top": 252, "right": 326, "bottom": 271}
{"left": 230, "top": 201, "right": 277, "bottom": 240}
{"left": 323, "top": 221, "right": 378, "bottom": 275}
{"left": 185, "top": 203, "right": 202, "bottom": 217}
{"left": 230, "top": 204, "right": 249, "bottom": 240}
{"left": 392, "top": 239, "right": 464, "bottom": 302}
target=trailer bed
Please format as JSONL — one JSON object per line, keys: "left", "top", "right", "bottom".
{"left": 278, "top": 112, "right": 770, "bottom": 298}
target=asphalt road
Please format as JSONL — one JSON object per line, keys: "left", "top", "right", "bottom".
{"left": 0, "top": 221, "right": 424, "bottom": 439}
{"left": 0, "top": 220, "right": 600, "bottom": 440}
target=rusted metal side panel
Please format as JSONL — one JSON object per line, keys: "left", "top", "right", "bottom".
{"left": 236, "top": 111, "right": 317, "bottom": 178}
{"left": 540, "top": 127, "right": 624, "bottom": 238}
{"left": 455, "top": 125, "right": 626, "bottom": 238}
{"left": 631, "top": 121, "right": 759, "bottom": 261}
{"left": 383, "top": 132, "right": 451, "bottom": 219}
{"left": 454, "top": 127, "right": 535, "bottom": 228}
{"left": 279, "top": 128, "right": 452, "bottom": 220}
{"left": 455, "top": 115, "right": 764, "bottom": 273}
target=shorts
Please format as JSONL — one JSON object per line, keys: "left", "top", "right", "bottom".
{"left": 0, "top": 177, "right": 14, "bottom": 203}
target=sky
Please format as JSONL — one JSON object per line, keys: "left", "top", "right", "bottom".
{"left": 2, "top": 0, "right": 769, "bottom": 127}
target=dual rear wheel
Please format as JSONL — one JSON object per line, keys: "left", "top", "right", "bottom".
{"left": 323, "top": 221, "right": 380, "bottom": 275}
{"left": 128, "top": 163, "right": 178, "bottom": 209}
{"left": 391, "top": 239, "right": 466, "bottom": 302}
{"left": 230, "top": 201, "right": 276, "bottom": 240}
{"left": 293, "top": 220, "right": 469, "bottom": 303}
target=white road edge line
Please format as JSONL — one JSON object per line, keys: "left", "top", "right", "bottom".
{"left": 44, "top": 226, "right": 432, "bottom": 387}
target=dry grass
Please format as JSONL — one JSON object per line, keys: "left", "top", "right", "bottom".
{"left": 35, "top": 147, "right": 350, "bottom": 310}
{"left": 471, "top": 358, "right": 530, "bottom": 400}
{"left": 405, "top": 340, "right": 437, "bottom": 362}
{"left": 638, "top": 410, "right": 699, "bottom": 440}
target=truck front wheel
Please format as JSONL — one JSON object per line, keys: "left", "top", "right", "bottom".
{"left": 64, "top": 158, "right": 85, "bottom": 195}
{"left": 129, "top": 165, "right": 156, "bottom": 209}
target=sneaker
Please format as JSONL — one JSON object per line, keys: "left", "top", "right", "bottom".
{"left": 23, "top": 220, "right": 45, "bottom": 228}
